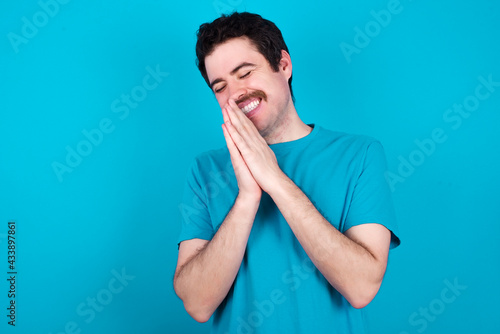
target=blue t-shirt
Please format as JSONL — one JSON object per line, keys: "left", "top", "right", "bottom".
{"left": 178, "top": 124, "right": 400, "bottom": 334}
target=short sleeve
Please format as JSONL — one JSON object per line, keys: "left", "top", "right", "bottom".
{"left": 344, "top": 140, "right": 401, "bottom": 249}
{"left": 177, "top": 159, "right": 215, "bottom": 247}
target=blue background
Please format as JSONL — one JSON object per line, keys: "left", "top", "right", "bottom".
{"left": 1, "top": 0, "right": 499, "bottom": 333}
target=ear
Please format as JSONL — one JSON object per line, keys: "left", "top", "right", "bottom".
{"left": 279, "top": 50, "right": 292, "bottom": 79}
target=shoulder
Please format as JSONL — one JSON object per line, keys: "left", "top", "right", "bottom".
{"left": 188, "top": 146, "right": 231, "bottom": 178}
{"left": 193, "top": 146, "right": 229, "bottom": 164}
{"left": 314, "top": 125, "right": 383, "bottom": 154}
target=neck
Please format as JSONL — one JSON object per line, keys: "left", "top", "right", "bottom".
{"left": 262, "top": 105, "right": 312, "bottom": 145}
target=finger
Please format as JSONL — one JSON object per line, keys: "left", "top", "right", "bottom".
{"left": 228, "top": 99, "right": 256, "bottom": 134}
{"left": 228, "top": 99, "right": 266, "bottom": 144}
{"left": 226, "top": 101, "right": 257, "bottom": 142}
{"left": 221, "top": 104, "right": 230, "bottom": 123}
{"left": 227, "top": 99, "right": 246, "bottom": 123}
{"left": 222, "top": 123, "right": 245, "bottom": 165}
{"left": 224, "top": 120, "right": 252, "bottom": 158}
{"left": 228, "top": 99, "right": 262, "bottom": 135}
{"left": 225, "top": 102, "right": 243, "bottom": 132}
{"left": 225, "top": 104, "right": 253, "bottom": 147}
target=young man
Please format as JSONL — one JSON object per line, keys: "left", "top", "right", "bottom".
{"left": 174, "top": 12, "right": 400, "bottom": 333}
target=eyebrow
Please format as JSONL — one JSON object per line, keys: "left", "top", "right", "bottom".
{"left": 209, "top": 62, "right": 256, "bottom": 89}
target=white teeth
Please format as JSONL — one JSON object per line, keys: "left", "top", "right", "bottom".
{"left": 241, "top": 100, "right": 260, "bottom": 114}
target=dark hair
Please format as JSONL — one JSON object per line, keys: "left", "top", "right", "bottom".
{"left": 195, "top": 12, "right": 294, "bottom": 102}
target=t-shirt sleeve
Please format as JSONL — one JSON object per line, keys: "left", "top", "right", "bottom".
{"left": 177, "top": 159, "right": 215, "bottom": 247}
{"left": 343, "top": 140, "right": 401, "bottom": 249}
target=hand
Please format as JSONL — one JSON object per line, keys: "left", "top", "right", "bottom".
{"left": 222, "top": 107, "right": 261, "bottom": 203}
{"left": 222, "top": 99, "right": 284, "bottom": 194}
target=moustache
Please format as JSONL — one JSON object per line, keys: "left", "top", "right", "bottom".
{"left": 235, "top": 91, "right": 267, "bottom": 106}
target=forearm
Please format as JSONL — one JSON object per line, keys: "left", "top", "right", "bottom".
{"left": 174, "top": 194, "right": 259, "bottom": 321}
{"left": 268, "top": 174, "right": 386, "bottom": 308}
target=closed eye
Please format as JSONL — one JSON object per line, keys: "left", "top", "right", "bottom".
{"left": 240, "top": 71, "right": 251, "bottom": 79}
{"left": 214, "top": 85, "right": 226, "bottom": 94}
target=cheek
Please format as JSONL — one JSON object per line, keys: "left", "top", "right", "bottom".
{"left": 259, "top": 74, "right": 283, "bottom": 95}
{"left": 215, "top": 94, "right": 227, "bottom": 109}
{"left": 273, "top": 73, "right": 289, "bottom": 92}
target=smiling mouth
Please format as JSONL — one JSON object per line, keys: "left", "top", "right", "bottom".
{"left": 240, "top": 99, "right": 261, "bottom": 114}
{"left": 236, "top": 91, "right": 267, "bottom": 115}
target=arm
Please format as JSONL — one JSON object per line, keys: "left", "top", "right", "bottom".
{"left": 223, "top": 99, "right": 392, "bottom": 308}
{"left": 268, "top": 174, "right": 391, "bottom": 308}
{"left": 174, "top": 109, "right": 261, "bottom": 322}
{"left": 174, "top": 194, "right": 258, "bottom": 322}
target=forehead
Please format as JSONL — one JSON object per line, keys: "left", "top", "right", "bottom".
{"left": 205, "top": 37, "right": 264, "bottom": 82}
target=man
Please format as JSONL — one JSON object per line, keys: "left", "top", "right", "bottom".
{"left": 174, "top": 12, "right": 400, "bottom": 333}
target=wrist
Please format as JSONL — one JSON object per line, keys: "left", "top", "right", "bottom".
{"left": 263, "top": 170, "right": 291, "bottom": 197}
{"left": 235, "top": 191, "right": 261, "bottom": 213}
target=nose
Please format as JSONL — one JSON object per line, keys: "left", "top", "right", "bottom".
{"left": 228, "top": 82, "right": 247, "bottom": 103}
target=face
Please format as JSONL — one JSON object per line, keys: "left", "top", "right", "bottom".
{"left": 205, "top": 37, "right": 293, "bottom": 138}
